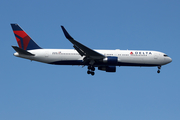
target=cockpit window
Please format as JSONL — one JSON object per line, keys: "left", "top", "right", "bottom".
{"left": 164, "top": 54, "right": 168, "bottom": 57}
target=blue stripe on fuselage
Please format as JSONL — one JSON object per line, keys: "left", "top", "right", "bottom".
{"left": 48, "top": 60, "right": 160, "bottom": 67}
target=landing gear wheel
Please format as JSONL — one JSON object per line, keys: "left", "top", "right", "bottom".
{"left": 87, "top": 66, "right": 96, "bottom": 75}
{"left": 158, "top": 66, "right": 161, "bottom": 70}
{"left": 157, "top": 66, "right": 161, "bottom": 74}
{"left": 91, "top": 67, "right": 95, "bottom": 71}
{"left": 91, "top": 72, "right": 95, "bottom": 76}
{"left": 87, "top": 70, "right": 91, "bottom": 74}
{"left": 88, "top": 66, "right": 95, "bottom": 71}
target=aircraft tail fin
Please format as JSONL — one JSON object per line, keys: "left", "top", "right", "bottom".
{"left": 11, "top": 24, "right": 42, "bottom": 50}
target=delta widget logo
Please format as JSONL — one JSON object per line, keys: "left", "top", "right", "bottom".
{"left": 130, "top": 52, "right": 133, "bottom": 55}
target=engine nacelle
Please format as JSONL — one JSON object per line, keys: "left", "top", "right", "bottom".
{"left": 98, "top": 66, "right": 116, "bottom": 72}
{"left": 103, "top": 56, "right": 118, "bottom": 65}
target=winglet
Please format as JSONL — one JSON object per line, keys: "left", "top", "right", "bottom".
{"left": 61, "top": 26, "right": 74, "bottom": 40}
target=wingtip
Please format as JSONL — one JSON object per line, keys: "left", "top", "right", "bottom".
{"left": 61, "top": 26, "right": 74, "bottom": 40}
{"left": 60, "top": 25, "right": 64, "bottom": 29}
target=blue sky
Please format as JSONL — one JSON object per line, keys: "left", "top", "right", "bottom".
{"left": 1, "top": 0, "right": 180, "bottom": 120}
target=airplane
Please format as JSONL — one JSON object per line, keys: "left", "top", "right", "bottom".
{"left": 11, "top": 24, "right": 172, "bottom": 76}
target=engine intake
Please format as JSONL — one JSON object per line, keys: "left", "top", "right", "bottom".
{"left": 103, "top": 56, "right": 118, "bottom": 65}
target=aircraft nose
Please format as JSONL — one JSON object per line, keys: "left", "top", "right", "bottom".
{"left": 169, "top": 57, "right": 172, "bottom": 63}
{"left": 164, "top": 56, "right": 172, "bottom": 64}
{"left": 166, "top": 57, "right": 172, "bottom": 64}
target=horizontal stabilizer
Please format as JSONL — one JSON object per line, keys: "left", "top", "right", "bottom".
{"left": 12, "top": 46, "right": 35, "bottom": 56}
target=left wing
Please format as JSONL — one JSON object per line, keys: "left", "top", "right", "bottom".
{"left": 61, "top": 26, "right": 105, "bottom": 60}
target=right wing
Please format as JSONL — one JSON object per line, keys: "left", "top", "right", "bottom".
{"left": 61, "top": 26, "right": 105, "bottom": 60}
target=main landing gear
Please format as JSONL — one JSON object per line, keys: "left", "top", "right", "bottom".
{"left": 157, "top": 66, "right": 161, "bottom": 73}
{"left": 87, "top": 66, "right": 95, "bottom": 76}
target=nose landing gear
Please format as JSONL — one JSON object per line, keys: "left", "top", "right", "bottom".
{"left": 157, "top": 66, "right": 161, "bottom": 73}
{"left": 87, "top": 66, "right": 95, "bottom": 76}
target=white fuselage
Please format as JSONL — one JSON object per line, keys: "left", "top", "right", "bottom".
{"left": 14, "top": 49, "right": 172, "bottom": 67}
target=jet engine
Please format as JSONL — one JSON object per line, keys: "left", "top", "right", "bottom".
{"left": 98, "top": 66, "right": 116, "bottom": 72}
{"left": 103, "top": 56, "right": 118, "bottom": 65}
